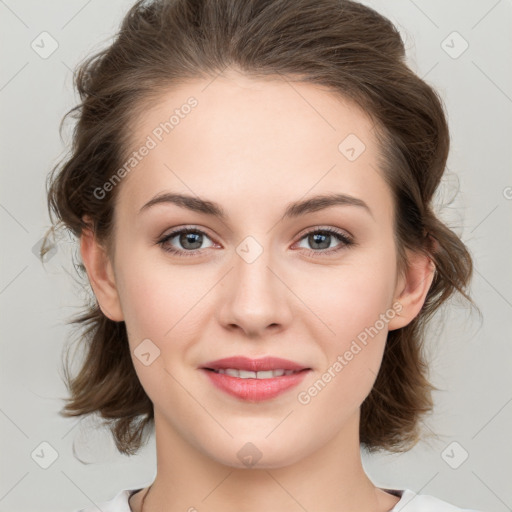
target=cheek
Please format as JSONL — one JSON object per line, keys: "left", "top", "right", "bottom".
{"left": 115, "top": 243, "right": 198, "bottom": 333}
{"left": 113, "top": 252, "right": 199, "bottom": 403}
{"left": 295, "top": 283, "right": 394, "bottom": 426}
{"left": 295, "top": 245, "right": 398, "bottom": 403}
{"left": 303, "top": 248, "right": 397, "bottom": 343}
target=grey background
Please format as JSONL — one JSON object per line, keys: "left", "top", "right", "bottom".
{"left": 0, "top": 1, "right": 511, "bottom": 511}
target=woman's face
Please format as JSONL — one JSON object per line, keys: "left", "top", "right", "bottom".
{"left": 100, "top": 70, "right": 409, "bottom": 468}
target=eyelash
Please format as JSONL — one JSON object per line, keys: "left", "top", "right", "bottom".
{"left": 156, "top": 226, "right": 355, "bottom": 258}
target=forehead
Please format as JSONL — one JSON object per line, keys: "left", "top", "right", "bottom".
{"left": 132, "top": 70, "right": 376, "bottom": 161}
{"left": 116, "top": 70, "right": 391, "bottom": 221}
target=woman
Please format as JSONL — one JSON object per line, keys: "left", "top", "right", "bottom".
{"left": 44, "top": 0, "right": 480, "bottom": 510}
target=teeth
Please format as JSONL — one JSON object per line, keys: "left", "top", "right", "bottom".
{"left": 239, "top": 370, "right": 256, "bottom": 379}
{"left": 214, "top": 368, "right": 298, "bottom": 379}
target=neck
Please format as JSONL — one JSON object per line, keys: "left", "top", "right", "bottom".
{"left": 136, "top": 409, "right": 399, "bottom": 512}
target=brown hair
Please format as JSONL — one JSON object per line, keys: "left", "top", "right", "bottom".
{"left": 44, "top": 0, "right": 473, "bottom": 456}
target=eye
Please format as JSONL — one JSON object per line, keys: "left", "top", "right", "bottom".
{"left": 157, "top": 227, "right": 216, "bottom": 256}
{"left": 294, "top": 227, "right": 354, "bottom": 257}
{"left": 157, "top": 225, "right": 355, "bottom": 258}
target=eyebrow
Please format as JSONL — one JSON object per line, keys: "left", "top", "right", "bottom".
{"left": 138, "top": 192, "right": 373, "bottom": 220}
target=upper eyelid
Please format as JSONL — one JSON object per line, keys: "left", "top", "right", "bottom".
{"left": 160, "top": 226, "right": 215, "bottom": 242}
{"left": 159, "top": 225, "right": 352, "bottom": 246}
{"left": 295, "top": 225, "right": 353, "bottom": 240}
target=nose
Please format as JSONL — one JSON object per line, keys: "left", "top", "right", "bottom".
{"left": 216, "top": 239, "right": 294, "bottom": 338}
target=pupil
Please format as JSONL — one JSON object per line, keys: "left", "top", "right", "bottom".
{"left": 181, "top": 232, "right": 202, "bottom": 249}
{"left": 311, "top": 233, "right": 329, "bottom": 250}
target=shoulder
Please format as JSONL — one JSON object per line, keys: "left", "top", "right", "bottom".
{"left": 393, "top": 488, "right": 483, "bottom": 512}
{"left": 73, "top": 486, "right": 484, "bottom": 512}
{"left": 73, "top": 488, "right": 139, "bottom": 512}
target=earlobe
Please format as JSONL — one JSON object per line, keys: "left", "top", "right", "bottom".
{"left": 388, "top": 250, "right": 435, "bottom": 331}
{"left": 79, "top": 219, "right": 124, "bottom": 322}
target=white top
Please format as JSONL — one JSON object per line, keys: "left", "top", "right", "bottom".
{"left": 74, "top": 487, "right": 482, "bottom": 511}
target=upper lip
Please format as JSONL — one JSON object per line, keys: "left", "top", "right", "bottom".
{"left": 201, "top": 356, "right": 310, "bottom": 372}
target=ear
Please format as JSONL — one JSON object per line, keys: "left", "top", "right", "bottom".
{"left": 388, "top": 250, "right": 435, "bottom": 331}
{"left": 80, "top": 217, "right": 124, "bottom": 322}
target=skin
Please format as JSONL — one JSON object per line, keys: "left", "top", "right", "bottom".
{"left": 81, "top": 68, "right": 434, "bottom": 512}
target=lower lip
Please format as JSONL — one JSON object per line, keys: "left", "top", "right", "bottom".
{"left": 201, "top": 369, "right": 310, "bottom": 401}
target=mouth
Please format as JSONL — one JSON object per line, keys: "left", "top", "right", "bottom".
{"left": 200, "top": 355, "right": 310, "bottom": 373}
{"left": 203, "top": 368, "right": 307, "bottom": 378}
{"left": 200, "top": 356, "right": 312, "bottom": 401}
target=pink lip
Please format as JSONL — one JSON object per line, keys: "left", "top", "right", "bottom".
{"left": 201, "top": 356, "right": 309, "bottom": 372}
{"left": 200, "top": 356, "right": 311, "bottom": 402}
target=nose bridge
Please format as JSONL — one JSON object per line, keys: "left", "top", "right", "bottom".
{"left": 221, "top": 234, "right": 291, "bottom": 333}
{"left": 234, "top": 234, "right": 279, "bottom": 305}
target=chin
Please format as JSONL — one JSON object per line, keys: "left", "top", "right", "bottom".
{"left": 202, "top": 436, "right": 309, "bottom": 470}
